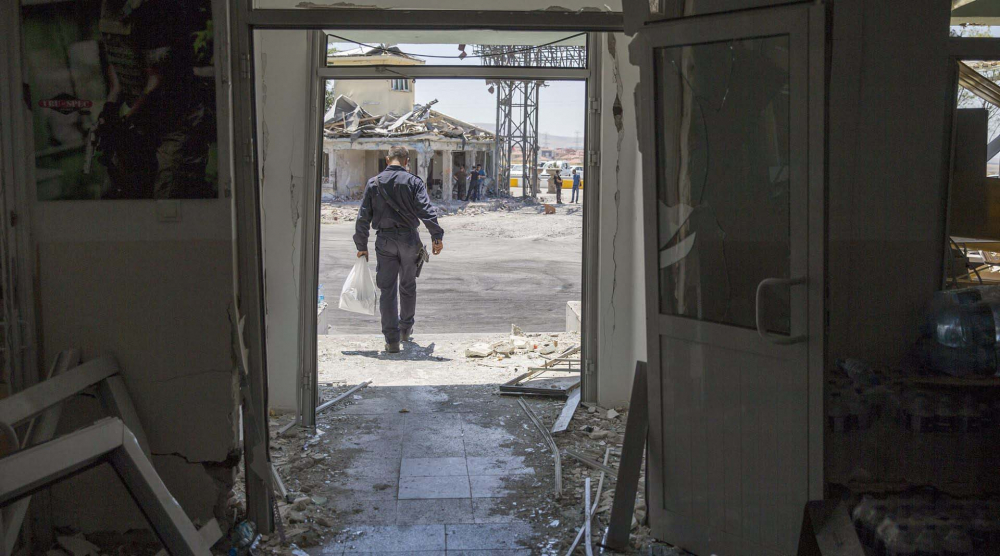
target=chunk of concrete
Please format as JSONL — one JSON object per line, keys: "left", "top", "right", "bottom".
{"left": 465, "top": 344, "right": 493, "bottom": 358}
{"left": 566, "top": 300, "right": 582, "bottom": 333}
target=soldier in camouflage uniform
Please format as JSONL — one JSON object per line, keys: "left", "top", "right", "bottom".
{"left": 96, "top": 0, "right": 215, "bottom": 199}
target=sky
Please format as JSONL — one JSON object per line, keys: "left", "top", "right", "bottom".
{"left": 329, "top": 42, "right": 586, "bottom": 141}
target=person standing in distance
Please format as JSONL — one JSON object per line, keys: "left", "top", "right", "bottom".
{"left": 571, "top": 168, "right": 581, "bottom": 203}
{"left": 354, "top": 146, "right": 444, "bottom": 353}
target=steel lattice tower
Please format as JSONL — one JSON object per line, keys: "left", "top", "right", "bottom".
{"left": 474, "top": 43, "right": 586, "bottom": 198}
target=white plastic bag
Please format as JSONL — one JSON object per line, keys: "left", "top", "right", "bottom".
{"left": 339, "top": 257, "right": 379, "bottom": 316}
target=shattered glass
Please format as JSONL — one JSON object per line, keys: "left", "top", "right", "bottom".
{"left": 654, "top": 35, "right": 791, "bottom": 333}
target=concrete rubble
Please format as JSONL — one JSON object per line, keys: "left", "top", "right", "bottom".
{"left": 325, "top": 95, "right": 494, "bottom": 145}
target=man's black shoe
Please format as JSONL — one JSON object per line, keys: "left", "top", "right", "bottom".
{"left": 385, "top": 342, "right": 401, "bottom": 353}
{"left": 401, "top": 328, "right": 413, "bottom": 342}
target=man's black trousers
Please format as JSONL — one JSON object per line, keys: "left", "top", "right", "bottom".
{"left": 374, "top": 228, "right": 421, "bottom": 343}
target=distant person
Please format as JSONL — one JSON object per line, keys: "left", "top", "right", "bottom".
{"left": 466, "top": 164, "right": 481, "bottom": 202}
{"left": 551, "top": 168, "right": 564, "bottom": 204}
{"left": 475, "top": 165, "right": 487, "bottom": 198}
{"left": 571, "top": 168, "right": 581, "bottom": 203}
{"left": 354, "top": 145, "right": 444, "bottom": 353}
{"left": 454, "top": 164, "right": 467, "bottom": 200}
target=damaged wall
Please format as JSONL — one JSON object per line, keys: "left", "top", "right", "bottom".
{"left": 596, "top": 32, "right": 646, "bottom": 407}
{"left": 0, "top": 0, "right": 243, "bottom": 534}
{"left": 32, "top": 151, "right": 238, "bottom": 531}
{"left": 255, "top": 30, "right": 313, "bottom": 411}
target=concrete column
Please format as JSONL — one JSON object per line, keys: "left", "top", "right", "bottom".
{"left": 465, "top": 150, "right": 476, "bottom": 198}
{"left": 442, "top": 150, "right": 454, "bottom": 202}
{"left": 416, "top": 148, "right": 431, "bottom": 196}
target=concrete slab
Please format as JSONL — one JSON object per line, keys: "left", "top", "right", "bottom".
{"left": 471, "top": 498, "right": 524, "bottom": 524}
{"left": 328, "top": 525, "right": 446, "bottom": 552}
{"left": 398, "top": 476, "right": 472, "bottom": 500}
{"left": 445, "top": 551, "right": 531, "bottom": 556}
{"left": 327, "top": 498, "right": 399, "bottom": 526}
{"left": 396, "top": 499, "right": 475, "bottom": 525}
{"left": 402, "top": 433, "right": 466, "bottom": 459}
{"left": 443, "top": 523, "right": 533, "bottom": 551}
{"left": 468, "top": 476, "right": 513, "bottom": 499}
{"left": 401, "top": 457, "right": 468, "bottom": 477}
{"left": 465, "top": 457, "right": 534, "bottom": 476}
{"left": 328, "top": 474, "right": 400, "bottom": 501}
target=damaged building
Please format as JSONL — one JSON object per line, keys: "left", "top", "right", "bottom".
{"left": 4, "top": 1, "right": 1000, "bottom": 555}
{"left": 322, "top": 44, "right": 495, "bottom": 200}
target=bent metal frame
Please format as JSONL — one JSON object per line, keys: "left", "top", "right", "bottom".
{"left": 0, "top": 353, "right": 215, "bottom": 556}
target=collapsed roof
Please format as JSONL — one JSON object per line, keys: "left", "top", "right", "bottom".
{"left": 323, "top": 95, "right": 495, "bottom": 147}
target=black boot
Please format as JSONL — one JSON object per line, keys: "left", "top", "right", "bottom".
{"left": 400, "top": 328, "right": 413, "bottom": 342}
{"left": 385, "top": 342, "right": 400, "bottom": 353}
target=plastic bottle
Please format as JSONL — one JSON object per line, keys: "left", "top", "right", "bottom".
{"left": 936, "top": 395, "right": 958, "bottom": 433}
{"left": 913, "top": 523, "right": 941, "bottom": 556}
{"left": 909, "top": 394, "right": 935, "bottom": 433}
{"left": 957, "top": 395, "right": 979, "bottom": 433}
{"left": 876, "top": 514, "right": 900, "bottom": 556}
{"left": 943, "top": 526, "right": 974, "bottom": 556}
{"left": 861, "top": 502, "right": 891, "bottom": 549}
{"left": 885, "top": 523, "right": 917, "bottom": 556}
{"left": 828, "top": 390, "right": 849, "bottom": 433}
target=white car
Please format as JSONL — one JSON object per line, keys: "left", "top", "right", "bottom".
{"left": 510, "top": 163, "right": 524, "bottom": 179}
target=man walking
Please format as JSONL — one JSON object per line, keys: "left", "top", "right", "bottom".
{"left": 465, "top": 164, "right": 480, "bottom": 202}
{"left": 571, "top": 168, "right": 581, "bottom": 203}
{"left": 355, "top": 146, "right": 444, "bottom": 353}
{"left": 552, "top": 168, "right": 564, "bottom": 204}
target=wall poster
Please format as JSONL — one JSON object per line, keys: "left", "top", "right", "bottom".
{"left": 21, "top": 0, "right": 219, "bottom": 200}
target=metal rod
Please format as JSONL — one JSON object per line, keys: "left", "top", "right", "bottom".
{"left": 565, "top": 449, "right": 618, "bottom": 479}
{"left": 317, "top": 380, "right": 370, "bottom": 415}
{"left": 517, "top": 397, "right": 561, "bottom": 497}
{"left": 566, "top": 447, "right": 610, "bottom": 555}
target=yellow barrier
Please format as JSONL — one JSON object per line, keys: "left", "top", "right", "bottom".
{"left": 508, "top": 178, "right": 583, "bottom": 189}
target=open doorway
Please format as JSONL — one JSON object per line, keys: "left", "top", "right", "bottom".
{"left": 253, "top": 29, "right": 638, "bottom": 554}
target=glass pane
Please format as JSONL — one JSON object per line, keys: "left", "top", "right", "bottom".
{"left": 326, "top": 31, "right": 586, "bottom": 68}
{"left": 655, "top": 35, "right": 791, "bottom": 333}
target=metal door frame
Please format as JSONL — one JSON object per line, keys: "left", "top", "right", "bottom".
{"left": 631, "top": 2, "right": 825, "bottom": 553}
{"left": 236, "top": 8, "right": 624, "bottom": 527}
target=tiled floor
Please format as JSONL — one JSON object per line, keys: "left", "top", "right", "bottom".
{"left": 302, "top": 383, "right": 556, "bottom": 555}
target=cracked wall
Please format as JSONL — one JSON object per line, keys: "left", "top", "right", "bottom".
{"left": 596, "top": 32, "right": 646, "bottom": 407}
{"left": 256, "top": 30, "right": 312, "bottom": 411}
{"left": 33, "top": 204, "right": 239, "bottom": 531}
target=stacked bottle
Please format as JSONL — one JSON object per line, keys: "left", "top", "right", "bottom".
{"left": 852, "top": 494, "right": 997, "bottom": 555}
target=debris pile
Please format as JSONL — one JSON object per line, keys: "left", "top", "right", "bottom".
{"left": 466, "top": 324, "right": 561, "bottom": 359}
{"left": 324, "top": 95, "right": 493, "bottom": 144}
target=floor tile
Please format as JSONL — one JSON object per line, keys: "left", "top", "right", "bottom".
{"left": 398, "top": 476, "right": 471, "bottom": 499}
{"left": 402, "top": 434, "right": 466, "bottom": 458}
{"left": 396, "top": 498, "right": 475, "bottom": 525}
{"left": 445, "top": 551, "right": 531, "bottom": 556}
{"left": 465, "top": 456, "right": 534, "bottom": 476}
{"left": 471, "top": 498, "right": 523, "bottom": 524}
{"left": 401, "top": 457, "right": 468, "bottom": 477}
{"left": 468, "top": 476, "right": 512, "bottom": 498}
{"left": 326, "top": 498, "right": 399, "bottom": 526}
{"left": 327, "top": 474, "right": 400, "bottom": 501}
{"left": 444, "top": 523, "right": 533, "bottom": 550}
{"left": 327, "top": 524, "right": 446, "bottom": 552}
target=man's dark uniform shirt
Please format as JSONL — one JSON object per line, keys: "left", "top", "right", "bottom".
{"left": 354, "top": 165, "right": 443, "bottom": 345}
{"left": 354, "top": 165, "right": 443, "bottom": 251}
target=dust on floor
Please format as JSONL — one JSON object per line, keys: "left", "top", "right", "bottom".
{"left": 243, "top": 332, "right": 656, "bottom": 555}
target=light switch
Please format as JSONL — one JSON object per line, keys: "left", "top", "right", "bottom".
{"left": 157, "top": 200, "right": 181, "bottom": 222}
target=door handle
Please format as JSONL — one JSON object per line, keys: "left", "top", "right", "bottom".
{"left": 755, "top": 276, "right": 807, "bottom": 345}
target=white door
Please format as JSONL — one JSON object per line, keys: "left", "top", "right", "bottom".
{"left": 632, "top": 4, "right": 825, "bottom": 555}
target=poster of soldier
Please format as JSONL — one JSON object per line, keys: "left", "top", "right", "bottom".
{"left": 21, "top": 0, "right": 219, "bottom": 200}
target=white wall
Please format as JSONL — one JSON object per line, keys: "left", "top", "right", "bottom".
{"left": 256, "top": 30, "right": 312, "bottom": 411}
{"left": 332, "top": 78, "right": 415, "bottom": 117}
{"left": 595, "top": 32, "right": 646, "bottom": 408}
